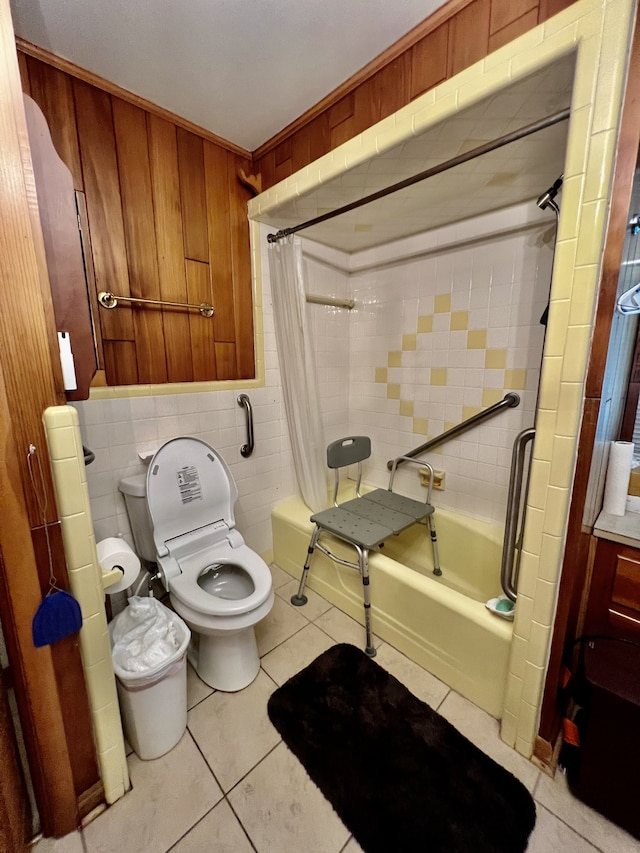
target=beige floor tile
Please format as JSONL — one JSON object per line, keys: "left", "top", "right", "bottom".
{"left": 313, "top": 607, "right": 381, "bottom": 651}
{"left": 437, "top": 691, "right": 539, "bottom": 792}
{"left": 228, "top": 742, "right": 350, "bottom": 853}
{"left": 277, "top": 577, "right": 333, "bottom": 621}
{"left": 535, "top": 768, "right": 640, "bottom": 853}
{"left": 261, "top": 622, "right": 337, "bottom": 686}
{"left": 83, "top": 732, "right": 222, "bottom": 853}
{"left": 188, "top": 669, "right": 280, "bottom": 792}
{"left": 170, "top": 799, "right": 254, "bottom": 852}
{"left": 270, "top": 562, "right": 295, "bottom": 590}
{"left": 186, "top": 661, "right": 214, "bottom": 710}
{"left": 526, "top": 804, "right": 600, "bottom": 852}
{"left": 373, "top": 642, "right": 450, "bottom": 709}
{"left": 255, "top": 594, "right": 309, "bottom": 656}
{"left": 32, "top": 832, "right": 84, "bottom": 853}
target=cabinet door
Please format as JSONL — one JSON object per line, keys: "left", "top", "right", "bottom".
{"left": 23, "top": 94, "right": 97, "bottom": 400}
{"left": 586, "top": 538, "right": 640, "bottom": 639}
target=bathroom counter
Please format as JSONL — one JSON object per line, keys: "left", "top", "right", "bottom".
{"left": 593, "top": 508, "right": 640, "bottom": 548}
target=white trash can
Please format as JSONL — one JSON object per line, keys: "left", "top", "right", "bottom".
{"left": 110, "top": 597, "right": 191, "bottom": 760}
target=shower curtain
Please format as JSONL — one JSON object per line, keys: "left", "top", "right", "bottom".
{"left": 268, "top": 235, "right": 328, "bottom": 512}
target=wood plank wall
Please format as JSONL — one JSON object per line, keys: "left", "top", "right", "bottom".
{"left": 254, "top": 0, "right": 576, "bottom": 189}
{"left": 19, "top": 54, "right": 255, "bottom": 387}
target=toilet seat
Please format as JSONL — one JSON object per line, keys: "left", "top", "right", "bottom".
{"left": 146, "top": 436, "right": 272, "bottom": 615}
{"left": 169, "top": 543, "right": 273, "bottom": 617}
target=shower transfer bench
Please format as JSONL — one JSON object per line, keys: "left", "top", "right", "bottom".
{"left": 291, "top": 436, "right": 440, "bottom": 656}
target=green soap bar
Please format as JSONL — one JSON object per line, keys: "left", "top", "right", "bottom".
{"left": 496, "top": 599, "right": 514, "bottom": 612}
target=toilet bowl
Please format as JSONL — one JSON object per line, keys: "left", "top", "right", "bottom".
{"left": 119, "top": 436, "right": 274, "bottom": 692}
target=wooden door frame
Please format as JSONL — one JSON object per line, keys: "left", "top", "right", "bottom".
{"left": 0, "top": 0, "right": 101, "bottom": 836}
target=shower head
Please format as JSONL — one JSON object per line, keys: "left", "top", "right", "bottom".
{"left": 536, "top": 175, "right": 563, "bottom": 212}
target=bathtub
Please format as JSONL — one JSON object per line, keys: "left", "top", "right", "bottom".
{"left": 271, "top": 490, "right": 513, "bottom": 717}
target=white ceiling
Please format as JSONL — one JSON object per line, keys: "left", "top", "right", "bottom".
{"left": 258, "top": 55, "right": 575, "bottom": 252}
{"left": 10, "top": 0, "right": 449, "bottom": 151}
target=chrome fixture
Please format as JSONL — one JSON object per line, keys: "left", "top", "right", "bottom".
{"left": 98, "top": 291, "right": 214, "bottom": 318}
{"left": 237, "top": 394, "right": 254, "bottom": 457}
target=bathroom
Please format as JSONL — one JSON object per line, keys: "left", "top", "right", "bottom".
{"left": 1, "top": 0, "right": 639, "bottom": 848}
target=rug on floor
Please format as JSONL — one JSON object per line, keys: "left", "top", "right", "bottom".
{"left": 267, "top": 643, "right": 536, "bottom": 853}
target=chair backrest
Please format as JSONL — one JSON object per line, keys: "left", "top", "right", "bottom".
{"left": 327, "top": 436, "right": 371, "bottom": 469}
{"left": 327, "top": 437, "right": 371, "bottom": 506}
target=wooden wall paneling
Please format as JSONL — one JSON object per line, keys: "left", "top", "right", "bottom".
{"left": 290, "top": 123, "right": 311, "bottom": 174}
{"left": 409, "top": 24, "right": 449, "bottom": 100}
{"left": 148, "top": 115, "right": 194, "bottom": 383}
{"left": 273, "top": 138, "right": 293, "bottom": 184}
{"left": 103, "top": 341, "right": 139, "bottom": 386}
{"left": 185, "top": 260, "right": 216, "bottom": 380}
{"left": 73, "top": 80, "right": 134, "bottom": 344}
{"left": 112, "top": 98, "right": 167, "bottom": 384}
{"left": 203, "top": 142, "right": 237, "bottom": 351}
{"left": 538, "top": 0, "right": 575, "bottom": 23}
{"left": 25, "top": 57, "right": 84, "bottom": 192}
{"left": 307, "top": 111, "right": 331, "bottom": 164}
{"left": 215, "top": 342, "right": 237, "bottom": 380}
{"left": 376, "top": 54, "right": 412, "bottom": 121}
{"left": 229, "top": 154, "right": 255, "bottom": 379}
{"left": 257, "top": 148, "right": 276, "bottom": 190}
{"left": 176, "top": 128, "right": 209, "bottom": 263}
{"left": 329, "top": 93, "right": 356, "bottom": 149}
{"left": 447, "top": 0, "right": 491, "bottom": 78}
{"left": 75, "top": 190, "right": 105, "bottom": 371}
{"left": 489, "top": 0, "right": 537, "bottom": 34}
{"left": 488, "top": 8, "right": 539, "bottom": 52}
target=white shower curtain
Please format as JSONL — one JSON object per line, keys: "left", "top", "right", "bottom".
{"left": 268, "top": 235, "right": 328, "bottom": 512}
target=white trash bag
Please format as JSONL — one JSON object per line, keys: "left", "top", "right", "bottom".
{"left": 111, "top": 596, "right": 190, "bottom": 676}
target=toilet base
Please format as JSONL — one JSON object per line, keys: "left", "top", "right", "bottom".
{"left": 189, "top": 627, "right": 260, "bottom": 692}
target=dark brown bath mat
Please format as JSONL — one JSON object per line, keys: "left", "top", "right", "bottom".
{"left": 267, "top": 643, "right": 535, "bottom": 853}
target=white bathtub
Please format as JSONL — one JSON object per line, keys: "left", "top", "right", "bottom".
{"left": 271, "top": 491, "right": 513, "bottom": 717}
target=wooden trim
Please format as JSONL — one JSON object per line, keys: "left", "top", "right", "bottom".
{"left": 252, "top": 0, "right": 476, "bottom": 160}
{"left": 16, "top": 38, "right": 251, "bottom": 159}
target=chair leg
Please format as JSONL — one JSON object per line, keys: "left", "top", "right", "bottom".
{"left": 428, "top": 514, "right": 442, "bottom": 576}
{"left": 357, "top": 545, "right": 376, "bottom": 657}
{"left": 291, "top": 525, "right": 320, "bottom": 606}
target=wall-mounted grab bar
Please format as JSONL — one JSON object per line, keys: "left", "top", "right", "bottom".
{"left": 306, "top": 294, "right": 355, "bottom": 309}
{"left": 387, "top": 392, "right": 520, "bottom": 469}
{"left": 237, "top": 394, "right": 254, "bottom": 458}
{"left": 501, "top": 428, "right": 535, "bottom": 602}
{"left": 98, "top": 290, "right": 214, "bottom": 318}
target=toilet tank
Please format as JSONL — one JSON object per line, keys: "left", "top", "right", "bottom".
{"left": 118, "top": 474, "right": 157, "bottom": 563}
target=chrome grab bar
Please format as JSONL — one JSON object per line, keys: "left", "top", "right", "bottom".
{"left": 501, "top": 428, "right": 535, "bottom": 602}
{"left": 387, "top": 392, "right": 520, "bottom": 470}
{"left": 98, "top": 290, "right": 214, "bottom": 318}
{"left": 237, "top": 394, "right": 254, "bottom": 458}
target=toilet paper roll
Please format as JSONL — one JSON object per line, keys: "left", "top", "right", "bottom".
{"left": 603, "top": 440, "right": 635, "bottom": 516}
{"left": 97, "top": 537, "right": 141, "bottom": 594}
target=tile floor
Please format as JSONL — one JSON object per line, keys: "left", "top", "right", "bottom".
{"left": 34, "top": 564, "right": 640, "bottom": 853}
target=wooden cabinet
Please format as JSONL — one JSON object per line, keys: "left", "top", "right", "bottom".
{"left": 585, "top": 537, "right": 640, "bottom": 640}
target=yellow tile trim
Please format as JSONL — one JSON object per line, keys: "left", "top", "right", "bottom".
{"left": 402, "top": 333, "right": 417, "bottom": 351}
{"left": 417, "top": 314, "right": 433, "bottom": 333}
{"left": 450, "top": 311, "right": 469, "bottom": 331}
{"left": 434, "top": 293, "right": 451, "bottom": 314}
{"left": 387, "top": 383, "right": 401, "bottom": 399}
{"left": 399, "top": 399, "right": 414, "bottom": 418}
{"left": 413, "top": 418, "right": 429, "bottom": 435}
{"left": 467, "top": 329, "right": 487, "bottom": 349}
{"left": 505, "top": 368, "right": 528, "bottom": 390}
{"left": 485, "top": 349, "right": 507, "bottom": 369}
{"left": 388, "top": 351, "right": 402, "bottom": 368}
{"left": 430, "top": 367, "right": 447, "bottom": 386}
{"left": 375, "top": 367, "right": 388, "bottom": 383}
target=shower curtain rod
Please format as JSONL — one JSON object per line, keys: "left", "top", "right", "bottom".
{"left": 267, "top": 108, "right": 570, "bottom": 243}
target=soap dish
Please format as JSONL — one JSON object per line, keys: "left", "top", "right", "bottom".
{"left": 485, "top": 594, "right": 515, "bottom": 620}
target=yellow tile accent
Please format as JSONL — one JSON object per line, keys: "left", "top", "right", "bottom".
{"left": 521, "top": 662, "right": 545, "bottom": 708}
{"left": 450, "top": 311, "right": 469, "bottom": 331}
{"left": 430, "top": 368, "right": 447, "bottom": 386}
{"left": 434, "top": 293, "right": 451, "bottom": 313}
{"left": 504, "top": 368, "right": 527, "bottom": 390}
{"left": 485, "top": 348, "right": 507, "bottom": 369}
{"left": 444, "top": 422, "right": 457, "bottom": 433}
{"left": 417, "top": 314, "right": 433, "bottom": 333}
{"left": 481, "top": 388, "right": 504, "bottom": 407}
{"left": 549, "top": 434, "right": 578, "bottom": 487}
{"left": 399, "top": 400, "right": 414, "bottom": 418}
{"left": 462, "top": 405, "right": 482, "bottom": 421}
{"left": 543, "top": 486, "right": 570, "bottom": 538}
{"left": 412, "top": 418, "right": 429, "bottom": 435}
{"left": 527, "top": 460, "right": 551, "bottom": 511}
{"left": 467, "top": 329, "right": 487, "bottom": 349}
{"left": 388, "top": 351, "right": 402, "bottom": 368}
{"left": 387, "top": 383, "right": 401, "bottom": 399}
{"left": 527, "top": 621, "right": 552, "bottom": 669}
{"left": 561, "top": 326, "right": 592, "bottom": 383}
{"left": 375, "top": 367, "right": 388, "bottom": 383}
{"left": 402, "top": 334, "right": 417, "bottom": 351}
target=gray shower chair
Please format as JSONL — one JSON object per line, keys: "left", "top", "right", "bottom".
{"left": 291, "top": 436, "right": 440, "bottom": 656}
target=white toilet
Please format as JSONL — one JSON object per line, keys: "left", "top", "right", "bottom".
{"left": 119, "top": 436, "right": 274, "bottom": 692}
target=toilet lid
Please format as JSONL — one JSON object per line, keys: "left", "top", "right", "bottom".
{"left": 146, "top": 437, "right": 238, "bottom": 544}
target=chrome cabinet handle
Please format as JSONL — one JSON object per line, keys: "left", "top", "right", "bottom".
{"left": 237, "top": 394, "right": 254, "bottom": 458}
